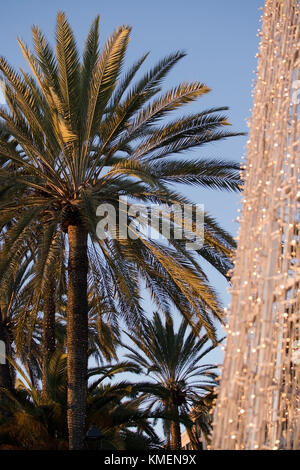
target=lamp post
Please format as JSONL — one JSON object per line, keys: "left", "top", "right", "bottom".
{"left": 85, "top": 424, "right": 104, "bottom": 450}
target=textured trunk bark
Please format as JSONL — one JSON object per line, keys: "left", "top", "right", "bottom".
{"left": 42, "top": 277, "right": 56, "bottom": 394}
{"left": 170, "top": 406, "right": 182, "bottom": 450}
{"left": 66, "top": 224, "right": 88, "bottom": 450}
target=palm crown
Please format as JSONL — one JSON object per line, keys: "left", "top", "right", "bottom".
{"left": 123, "top": 312, "right": 221, "bottom": 449}
{"left": 0, "top": 12, "right": 242, "bottom": 331}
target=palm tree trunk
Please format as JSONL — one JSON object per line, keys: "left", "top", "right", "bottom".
{"left": 42, "top": 277, "right": 56, "bottom": 393}
{"left": 170, "top": 406, "right": 182, "bottom": 450}
{"left": 66, "top": 224, "right": 89, "bottom": 450}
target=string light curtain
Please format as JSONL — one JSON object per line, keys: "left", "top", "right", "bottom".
{"left": 212, "top": 0, "right": 300, "bottom": 450}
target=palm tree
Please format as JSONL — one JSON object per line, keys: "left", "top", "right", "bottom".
{"left": 0, "top": 123, "right": 22, "bottom": 396}
{"left": 0, "top": 122, "right": 62, "bottom": 392}
{"left": 0, "top": 254, "right": 36, "bottom": 400}
{"left": 0, "top": 351, "right": 161, "bottom": 450}
{"left": 123, "top": 312, "right": 221, "bottom": 450}
{"left": 0, "top": 12, "right": 242, "bottom": 448}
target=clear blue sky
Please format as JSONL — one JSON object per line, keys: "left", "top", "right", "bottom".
{"left": 0, "top": 0, "right": 263, "bottom": 362}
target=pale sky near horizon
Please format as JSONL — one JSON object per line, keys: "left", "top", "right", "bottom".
{"left": 0, "top": 1, "right": 264, "bottom": 368}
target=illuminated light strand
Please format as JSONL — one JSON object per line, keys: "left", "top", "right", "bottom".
{"left": 211, "top": 0, "right": 300, "bottom": 450}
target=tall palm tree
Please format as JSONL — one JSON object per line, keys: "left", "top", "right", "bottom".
{"left": 123, "top": 312, "right": 221, "bottom": 449}
{"left": 0, "top": 12, "right": 242, "bottom": 448}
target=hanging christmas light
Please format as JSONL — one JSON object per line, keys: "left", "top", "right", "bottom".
{"left": 212, "top": 0, "right": 300, "bottom": 450}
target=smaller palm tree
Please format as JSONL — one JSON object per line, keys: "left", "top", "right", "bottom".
{"left": 123, "top": 312, "right": 221, "bottom": 449}
{"left": 0, "top": 350, "right": 161, "bottom": 450}
{"left": 0, "top": 253, "right": 36, "bottom": 396}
